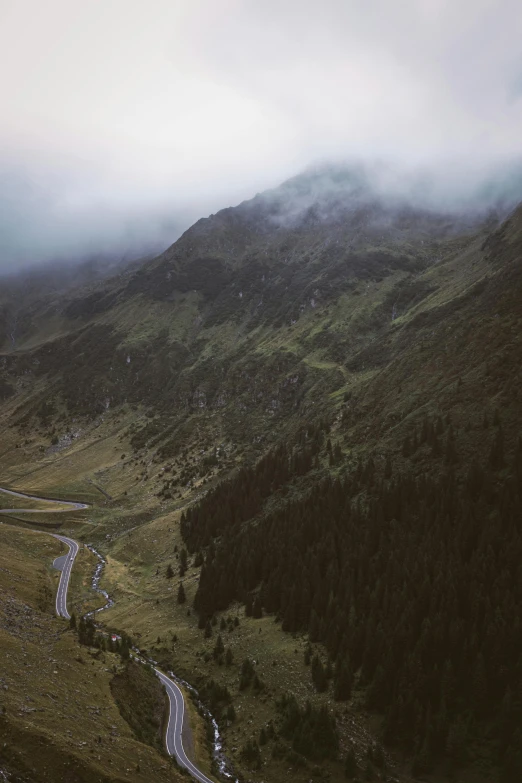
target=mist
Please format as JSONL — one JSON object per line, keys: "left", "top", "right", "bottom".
{"left": 1, "top": 0, "right": 522, "bottom": 273}
{"left": 0, "top": 159, "right": 201, "bottom": 273}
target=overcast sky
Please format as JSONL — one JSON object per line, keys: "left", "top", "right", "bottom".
{"left": 1, "top": 0, "right": 522, "bottom": 271}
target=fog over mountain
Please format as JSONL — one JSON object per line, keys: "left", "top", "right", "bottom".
{"left": 1, "top": 0, "right": 521, "bottom": 272}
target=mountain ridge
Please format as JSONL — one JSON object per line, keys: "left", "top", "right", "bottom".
{"left": 1, "top": 170, "right": 520, "bottom": 461}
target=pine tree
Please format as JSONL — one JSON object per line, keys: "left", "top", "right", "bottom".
{"left": 213, "top": 634, "right": 225, "bottom": 659}
{"left": 177, "top": 581, "right": 186, "bottom": 604}
{"left": 489, "top": 427, "right": 505, "bottom": 469}
{"left": 252, "top": 596, "right": 262, "bottom": 618}
{"left": 239, "top": 658, "right": 255, "bottom": 690}
{"left": 240, "top": 739, "right": 261, "bottom": 769}
{"left": 311, "top": 654, "right": 327, "bottom": 692}
{"left": 334, "top": 442, "right": 343, "bottom": 465}
{"left": 120, "top": 638, "right": 130, "bottom": 661}
{"left": 183, "top": 430, "right": 522, "bottom": 771}
{"left": 326, "top": 657, "right": 333, "bottom": 680}
{"left": 500, "top": 732, "right": 522, "bottom": 783}
{"left": 471, "top": 653, "right": 488, "bottom": 719}
{"left": 226, "top": 704, "right": 236, "bottom": 721}
{"left": 179, "top": 548, "right": 188, "bottom": 577}
{"left": 444, "top": 426, "right": 458, "bottom": 464}
{"left": 446, "top": 716, "right": 468, "bottom": 765}
{"left": 412, "top": 429, "right": 418, "bottom": 453}
{"left": 345, "top": 747, "right": 358, "bottom": 779}
{"left": 334, "top": 659, "right": 353, "bottom": 701}
{"left": 166, "top": 563, "right": 174, "bottom": 579}
{"left": 431, "top": 433, "right": 442, "bottom": 457}
{"left": 402, "top": 435, "right": 411, "bottom": 458}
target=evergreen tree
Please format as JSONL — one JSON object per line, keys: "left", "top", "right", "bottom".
{"left": 431, "top": 433, "right": 442, "bottom": 457}
{"left": 213, "top": 634, "right": 225, "bottom": 659}
{"left": 239, "top": 658, "right": 255, "bottom": 690}
{"left": 120, "top": 637, "right": 130, "bottom": 661}
{"left": 334, "top": 659, "right": 353, "bottom": 701}
{"left": 311, "top": 654, "right": 327, "bottom": 692}
{"left": 166, "top": 563, "right": 174, "bottom": 579}
{"left": 489, "top": 427, "right": 505, "bottom": 469}
{"left": 444, "top": 426, "right": 458, "bottom": 464}
{"left": 402, "top": 435, "right": 411, "bottom": 458}
{"left": 179, "top": 548, "right": 188, "bottom": 577}
{"left": 226, "top": 704, "right": 236, "bottom": 721}
{"left": 252, "top": 596, "right": 262, "bottom": 618}
{"left": 182, "top": 429, "right": 522, "bottom": 771}
{"left": 500, "top": 733, "right": 522, "bottom": 783}
{"left": 253, "top": 674, "right": 264, "bottom": 692}
{"left": 240, "top": 739, "right": 261, "bottom": 769}
{"left": 177, "top": 581, "right": 186, "bottom": 604}
{"left": 345, "top": 747, "right": 358, "bottom": 779}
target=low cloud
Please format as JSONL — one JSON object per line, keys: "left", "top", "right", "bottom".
{"left": 0, "top": 160, "right": 199, "bottom": 273}
{"left": 1, "top": 0, "right": 521, "bottom": 272}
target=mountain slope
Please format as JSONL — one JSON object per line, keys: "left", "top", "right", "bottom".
{"left": 0, "top": 167, "right": 510, "bottom": 459}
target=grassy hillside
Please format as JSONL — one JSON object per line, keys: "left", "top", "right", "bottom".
{"left": 0, "top": 525, "right": 182, "bottom": 783}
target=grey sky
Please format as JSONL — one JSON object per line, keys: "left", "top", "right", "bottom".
{"left": 1, "top": 0, "right": 521, "bottom": 270}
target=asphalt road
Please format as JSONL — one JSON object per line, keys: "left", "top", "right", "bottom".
{"left": 0, "top": 486, "right": 88, "bottom": 514}
{"left": 0, "top": 485, "right": 215, "bottom": 782}
{"left": 52, "top": 534, "right": 79, "bottom": 620}
{"left": 155, "top": 669, "right": 215, "bottom": 783}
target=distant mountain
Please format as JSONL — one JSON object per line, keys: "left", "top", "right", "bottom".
{"left": 0, "top": 164, "right": 520, "bottom": 438}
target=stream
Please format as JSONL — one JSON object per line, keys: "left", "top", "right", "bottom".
{"left": 84, "top": 542, "right": 238, "bottom": 782}
{"left": 84, "top": 544, "right": 115, "bottom": 617}
{"left": 166, "top": 672, "right": 239, "bottom": 782}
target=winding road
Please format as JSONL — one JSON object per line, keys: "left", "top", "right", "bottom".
{"left": 53, "top": 535, "right": 79, "bottom": 620}
{"left": 156, "top": 669, "right": 215, "bottom": 783}
{"left": 0, "top": 486, "right": 88, "bottom": 514}
{"left": 0, "top": 485, "right": 215, "bottom": 783}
